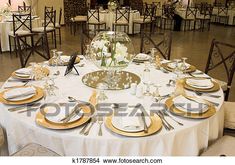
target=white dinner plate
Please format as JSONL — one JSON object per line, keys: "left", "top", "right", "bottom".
{"left": 173, "top": 95, "right": 209, "bottom": 114}
{"left": 111, "top": 115, "right": 151, "bottom": 133}
{"left": 186, "top": 79, "right": 214, "bottom": 89}
{"left": 134, "top": 53, "right": 150, "bottom": 61}
{"left": 6, "top": 93, "right": 35, "bottom": 102}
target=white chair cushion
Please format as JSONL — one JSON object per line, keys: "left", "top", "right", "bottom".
{"left": 133, "top": 18, "right": 151, "bottom": 23}
{"left": 113, "top": 20, "right": 128, "bottom": 25}
{"left": 12, "top": 143, "right": 60, "bottom": 156}
{"left": 32, "top": 27, "right": 54, "bottom": 32}
{"left": 201, "top": 136, "right": 235, "bottom": 156}
{"left": 8, "top": 30, "right": 31, "bottom": 36}
{"left": 214, "top": 79, "right": 228, "bottom": 91}
{"left": 0, "top": 126, "right": 4, "bottom": 148}
{"left": 71, "top": 15, "right": 87, "bottom": 22}
{"left": 224, "top": 102, "right": 235, "bottom": 129}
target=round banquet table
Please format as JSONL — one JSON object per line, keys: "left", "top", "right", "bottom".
{"left": 0, "top": 56, "right": 224, "bottom": 156}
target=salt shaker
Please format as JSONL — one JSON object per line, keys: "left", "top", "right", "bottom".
{"left": 130, "top": 83, "right": 137, "bottom": 95}
{"left": 136, "top": 86, "right": 143, "bottom": 98}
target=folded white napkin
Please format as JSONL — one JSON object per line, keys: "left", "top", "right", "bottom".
{"left": 173, "top": 95, "right": 209, "bottom": 114}
{"left": 60, "top": 56, "right": 71, "bottom": 63}
{"left": 121, "top": 115, "right": 141, "bottom": 130}
{"left": 3, "top": 87, "right": 36, "bottom": 100}
{"left": 45, "top": 104, "right": 83, "bottom": 124}
{"left": 167, "top": 62, "right": 190, "bottom": 69}
{"left": 15, "top": 68, "right": 31, "bottom": 75}
{"left": 186, "top": 78, "right": 214, "bottom": 89}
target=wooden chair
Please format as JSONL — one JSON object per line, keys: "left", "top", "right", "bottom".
{"left": 140, "top": 31, "right": 172, "bottom": 60}
{"left": 8, "top": 13, "right": 32, "bottom": 55}
{"left": 201, "top": 102, "right": 235, "bottom": 156}
{"left": 161, "top": 4, "right": 175, "bottom": 30}
{"left": 32, "top": 7, "right": 57, "bottom": 48}
{"left": 182, "top": 6, "right": 196, "bottom": 31}
{"left": 133, "top": 3, "right": 156, "bottom": 34}
{"left": 70, "top": 5, "right": 87, "bottom": 36}
{"left": 15, "top": 32, "right": 50, "bottom": 68}
{"left": 217, "top": 6, "right": 229, "bottom": 25}
{"left": 205, "top": 39, "right": 235, "bottom": 101}
{"left": 49, "top": 8, "right": 63, "bottom": 45}
{"left": 195, "top": 4, "right": 213, "bottom": 31}
{"left": 11, "top": 143, "right": 60, "bottom": 156}
{"left": 87, "top": 8, "right": 106, "bottom": 33}
{"left": 112, "top": 7, "right": 130, "bottom": 33}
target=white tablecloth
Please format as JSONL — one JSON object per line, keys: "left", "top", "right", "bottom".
{"left": 88, "top": 10, "right": 140, "bottom": 34}
{"left": 0, "top": 17, "right": 41, "bottom": 52}
{"left": 0, "top": 57, "right": 224, "bottom": 156}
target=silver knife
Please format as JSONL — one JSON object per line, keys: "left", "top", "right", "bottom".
{"left": 141, "top": 112, "right": 148, "bottom": 133}
{"left": 60, "top": 104, "right": 82, "bottom": 123}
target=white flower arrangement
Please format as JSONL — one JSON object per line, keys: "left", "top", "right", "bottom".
{"left": 90, "top": 32, "right": 133, "bottom": 69}
{"left": 0, "top": 3, "right": 11, "bottom": 15}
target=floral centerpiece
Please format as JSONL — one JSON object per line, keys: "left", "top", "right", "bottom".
{"left": 90, "top": 31, "right": 135, "bottom": 71}
{"left": 108, "top": 0, "right": 119, "bottom": 11}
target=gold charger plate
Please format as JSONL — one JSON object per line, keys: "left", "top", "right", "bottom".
{"left": 165, "top": 96, "right": 216, "bottom": 119}
{"left": 162, "top": 62, "right": 196, "bottom": 73}
{"left": 11, "top": 68, "right": 50, "bottom": 80}
{"left": 0, "top": 86, "right": 44, "bottom": 105}
{"left": 36, "top": 105, "right": 92, "bottom": 130}
{"left": 105, "top": 114, "right": 162, "bottom": 137}
{"left": 48, "top": 56, "right": 80, "bottom": 66}
{"left": 182, "top": 77, "right": 220, "bottom": 93}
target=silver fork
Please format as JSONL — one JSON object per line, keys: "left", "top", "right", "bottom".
{"left": 162, "top": 110, "right": 184, "bottom": 126}
{"left": 195, "top": 91, "right": 221, "bottom": 98}
{"left": 97, "top": 116, "right": 103, "bottom": 136}
{"left": 84, "top": 116, "right": 97, "bottom": 136}
{"left": 158, "top": 111, "right": 174, "bottom": 130}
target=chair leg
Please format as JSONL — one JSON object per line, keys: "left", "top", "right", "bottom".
{"left": 13, "top": 37, "right": 18, "bottom": 57}
{"left": 9, "top": 36, "right": 12, "bottom": 54}
{"left": 59, "top": 28, "right": 62, "bottom": 45}
{"left": 54, "top": 30, "right": 57, "bottom": 48}
{"left": 132, "top": 23, "right": 135, "bottom": 35}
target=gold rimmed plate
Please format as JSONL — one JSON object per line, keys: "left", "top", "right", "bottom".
{"left": 162, "top": 62, "right": 196, "bottom": 73}
{"left": 183, "top": 77, "right": 220, "bottom": 93}
{"left": 165, "top": 96, "right": 216, "bottom": 119}
{"left": 36, "top": 105, "right": 92, "bottom": 130}
{"left": 0, "top": 86, "right": 44, "bottom": 105}
{"left": 48, "top": 55, "right": 80, "bottom": 66}
{"left": 11, "top": 68, "right": 50, "bottom": 80}
{"left": 105, "top": 114, "right": 162, "bottom": 137}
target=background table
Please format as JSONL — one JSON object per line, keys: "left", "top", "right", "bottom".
{"left": 0, "top": 57, "right": 224, "bottom": 156}
{"left": 88, "top": 10, "right": 140, "bottom": 34}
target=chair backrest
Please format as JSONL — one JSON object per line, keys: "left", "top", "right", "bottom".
{"left": 58, "top": 8, "right": 63, "bottom": 25}
{"left": 162, "top": 4, "right": 175, "bottom": 19}
{"left": 205, "top": 39, "right": 235, "bottom": 100}
{"left": 114, "top": 7, "right": 130, "bottom": 23}
{"left": 142, "top": 3, "right": 156, "bottom": 21}
{"left": 196, "top": 4, "right": 213, "bottom": 19}
{"left": 12, "top": 13, "right": 32, "bottom": 36}
{"left": 16, "top": 32, "right": 50, "bottom": 68}
{"left": 45, "top": 6, "right": 53, "bottom": 12}
{"left": 87, "top": 8, "right": 101, "bottom": 23}
{"left": 44, "top": 8, "right": 56, "bottom": 29}
{"left": 185, "top": 6, "right": 196, "bottom": 19}
{"left": 18, "top": 5, "right": 31, "bottom": 12}
{"left": 140, "top": 32, "right": 172, "bottom": 60}
{"left": 218, "top": 6, "right": 228, "bottom": 16}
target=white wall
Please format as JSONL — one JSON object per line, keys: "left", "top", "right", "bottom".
{"left": 36, "top": 0, "right": 64, "bottom": 24}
